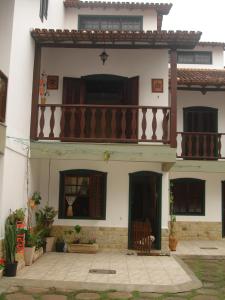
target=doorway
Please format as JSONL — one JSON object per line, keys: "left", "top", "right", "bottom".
{"left": 62, "top": 75, "right": 139, "bottom": 140}
{"left": 222, "top": 181, "right": 225, "bottom": 237}
{"left": 183, "top": 106, "right": 218, "bottom": 158}
{"left": 128, "top": 171, "right": 162, "bottom": 251}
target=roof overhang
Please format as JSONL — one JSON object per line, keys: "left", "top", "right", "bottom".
{"left": 198, "top": 41, "right": 225, "bottom": 50}
{"left": 64, "top": 0, "right": 173, "bottom": 15}
{"left": 31, "top": 29, "right": 202, "bottom": 49}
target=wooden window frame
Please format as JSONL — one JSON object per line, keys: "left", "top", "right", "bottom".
{"left": 177, "top": 51, "right": 212, "bottom": 65}
{"left": 78, "top": 15, "right": 143, "bottom": 31}
{"left": 58, "top": 169, "right": 107, "bottom": 220}
{"left": 0, "top": 70, "right": 8, "bottom": 123}
{"left": 170, "top": 178, "right": 205, "bottom": 216}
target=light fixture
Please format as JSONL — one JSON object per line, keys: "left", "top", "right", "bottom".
{"left": 99, "top": 50, "right": 109, "bottom": 65}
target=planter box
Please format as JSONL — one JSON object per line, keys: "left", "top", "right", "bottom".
{"left": 33, "top": 247, "right": 44, "bottom": 262}
{"left": 68, "top": 243, "right": 99, "bottom": 254}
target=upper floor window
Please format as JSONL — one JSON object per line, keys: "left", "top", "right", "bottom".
{"left": 78, "top": 15, "right": 143, "bottom": 31}
{"left": 177, "top": 51, "right": 212, "bottom": 65}
{"left": 59, "top": 169, "right": 107, "bottom": 220}
{"left": 0, "top": 70, "right": 8, "bottom": 123}
{"left": 170, "top": 178, "right": 205, "bottom": 215}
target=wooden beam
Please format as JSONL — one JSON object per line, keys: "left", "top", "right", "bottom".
{"left": 30, "top": 44, "right": 41, "bottom": 140}
{"left": 170, "top": 49, "right": 177, "bottom": 148}
{"left": 157, "top": 13, "right": 163, "bottom": 31}
{"left": 177, "top": 86, "right": 225, "bottom": 92}
{"left": 162, "top": 162, "right": 175, "bottom": 172}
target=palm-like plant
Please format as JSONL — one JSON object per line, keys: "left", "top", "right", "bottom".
{"left": 4, "top": 222, "right": 17, "bottom": 264}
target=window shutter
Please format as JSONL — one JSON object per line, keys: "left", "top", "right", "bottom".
{"left": 89, "top": 175, "right": 103, "bottom": 218}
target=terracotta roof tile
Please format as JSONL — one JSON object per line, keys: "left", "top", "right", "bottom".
{"left": 64, "top": 0, "right": 172, "bottom": 15}
{"left": 31, "top": 29, "right": 201, "bottom": 49}
{"left": 198, "top": 41, "right": 225, "bottom": 49}
{"left": 176, "top": 68, "right": 225, "bottom": 86}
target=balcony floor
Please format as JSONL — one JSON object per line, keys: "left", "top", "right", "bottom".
{"left": 30, "top": 141, "right": 176, "bottom": 163}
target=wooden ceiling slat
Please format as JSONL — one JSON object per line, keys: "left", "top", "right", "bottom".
{"left": 31, "top": 28, "right": 201, "bottom": 49}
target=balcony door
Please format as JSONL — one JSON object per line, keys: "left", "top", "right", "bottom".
{"left": 62, "top": 75, "right": 139, "bottom": 141}
{"left": 183, "top": 107, "right": 218, "bottom": 159}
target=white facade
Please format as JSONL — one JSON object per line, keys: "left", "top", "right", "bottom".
{"left": 0, "top": 0, "right": 225, "bottom": 247}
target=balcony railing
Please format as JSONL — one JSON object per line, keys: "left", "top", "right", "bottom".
{"left": 177, "top": 132, "right": 225, "bottom": 159}
{"left": 36, "top": 104, "right": 171, "bottom": 144}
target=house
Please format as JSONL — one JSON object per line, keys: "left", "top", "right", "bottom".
{"left": 0, "top": 0, "right": 224, "bottom": 257}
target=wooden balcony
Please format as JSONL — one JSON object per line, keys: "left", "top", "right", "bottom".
{"left": 35, "top": 104, "right": 171, "bottom": 144}
{"left": 177, "top": 132, "right": 225, "bottom": 160}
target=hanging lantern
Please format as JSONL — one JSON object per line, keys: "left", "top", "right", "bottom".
{"left": 99, "top": 50, "right": 109, "bottom": 65}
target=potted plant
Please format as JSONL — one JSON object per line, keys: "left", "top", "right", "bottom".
{"left": 4, "top": 218, "right": 17, "bottom": 277}
{"left": 28, "top": 192, "right": 41, "bottom": 209}
{"left": 35, "top": 205, "right": 57, "bottom": 252}
{"left": 32, "top": 230, "right": 45, "bottom": 262}
{"left": 24, "top": 229, "right": 36, "bottom": 266}
{"left": 55, "top": 237, "right": 65, "bottom": 252}
{"left": 169, "top": 183, "right": 178, "bottom": 251}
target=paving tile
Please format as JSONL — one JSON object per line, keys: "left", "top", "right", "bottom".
{"left": 6, "top": 286, "right": 20, "bottom": 293}
{"left": 197, "top": 289, "right": 219, "bottom": 295}
{"left": 108, "top": 292, "right": 133, "bottom": 299}
{"left": 191, "top": 296, "right": 219, "bottom": 300}
{"left": 5, "top": 293, "right": 34, "bottom": 300}
{"left": 76, "top": 292, "right": 101, "bottom": 300}
{"left": 42, "top": 295, "right": 67, "bottom": 300}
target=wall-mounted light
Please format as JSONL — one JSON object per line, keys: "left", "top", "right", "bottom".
{"left": 99, "top": 50, "right": 109, "bottom": 65}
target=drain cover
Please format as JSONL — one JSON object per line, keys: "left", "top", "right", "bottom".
{"left": 89, "top": 269, "right": 116, "bottom": 274}
{"left": 200, "top": 247, "right": 218, "bottom": 250}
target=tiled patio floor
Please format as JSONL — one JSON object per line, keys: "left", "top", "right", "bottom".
{"left": 1, "top": 251, "right": 200, "bottom": 293}
{"left": 174, "top": 239, "right": 225, "bottom": 256}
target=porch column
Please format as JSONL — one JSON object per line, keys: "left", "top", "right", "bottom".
{"left": 30, "top": 43, "right": 42, "bottom": 140}
{"left": 170, "top": 49, "right": 177, "bottom": 148}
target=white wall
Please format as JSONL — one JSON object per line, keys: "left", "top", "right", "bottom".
{"left": 64, "top": 7, "right": 157, "bottom": 31}
{"left": 177, "top": 45, "right": 224, "bottom": 69}
{"left": 0, "top": 0, "right": 15, "bottom": 76}
{"left": 34, "top": 158, "right": 169, "bottom": 229}
{"left": 170, "top": 172, "right": 225, "bottom": 222}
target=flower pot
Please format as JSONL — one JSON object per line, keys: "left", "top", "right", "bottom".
{"left": 45, "top": 237, "right": 55, "bottom": 252}
{"left": 55, "top": 241, "right": 65, "bottom": 252}
{"left": 24, "top": 246, "right": 35, "bottom": 266}
{"left": 4, "top": 261, "right": 18, "bottom": 277}
{"left": 169, "top": 235, "right": 178, "bottom": 251}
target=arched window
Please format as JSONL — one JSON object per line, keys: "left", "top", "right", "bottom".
{"left": 59, "top": 170, "right": 107, "bottom": 220}
{"left": 170, "top": 178, "right": 205, "bottom": 215}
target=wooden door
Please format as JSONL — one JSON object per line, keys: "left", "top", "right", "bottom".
{"left": 129, "top": 171, "right": 162, "bottom": 252}
{"left": 183, "top": 107, "right": 218, "bottom": 158}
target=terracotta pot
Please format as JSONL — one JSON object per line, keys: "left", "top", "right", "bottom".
{"left": 24, "top": 246, "right": 35, "bottom": 266}
{"left": 169, "top": 235, "right": 178, "bottom": 251}
{"left": 45, "top": 237, "right": 55, "bottom": 252}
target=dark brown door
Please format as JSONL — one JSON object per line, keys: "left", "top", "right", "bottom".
{"left": 129, "top": 171, "right": 162, "bottom": 252}
{"left": 222, "top": 181, "right": 225, "bottom": 237}
{"left": 183, "top": 107, "right": 218, "bottom": 158}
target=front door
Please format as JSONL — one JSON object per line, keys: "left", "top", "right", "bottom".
{"left": 128, "top": 171, "right": 162, "bottom": 252}
{"left": 222, "top": 181, "right": 225, "bottom": 237}
{"left": 183, "top": 107, "right": 218, "bottom": 158}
